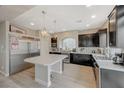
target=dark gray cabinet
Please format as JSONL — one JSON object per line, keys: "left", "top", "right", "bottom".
{"left": 101, "top": 69, "right": 124, "bottom": 88}
{"left": 70, "top": 53, "right": 94, "bottom": 67}
{"left": 108, "top": 5, "right": 124, "bottom": 48}
{"left": 78, "top": 33, "right": 99, "bottom": 47}
{"left": 117, "top": 6, "right": 124, "bottom": 48}
{"left": 108, "top": 7, "right": 117, "bottom": 47}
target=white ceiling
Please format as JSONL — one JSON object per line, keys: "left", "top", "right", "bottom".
{"left": 0, "top": 5, "right": 114, "bottom": 32}
{"left": 0, "top": 5, "right": 35, "bottom": 23}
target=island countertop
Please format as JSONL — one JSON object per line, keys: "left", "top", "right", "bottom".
{"left": 24, "top": 54, "right": 67, "bottom": 66}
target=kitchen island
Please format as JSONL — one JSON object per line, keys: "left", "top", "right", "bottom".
{"left": 24, "top": 54, "right": 67, "bottom": 87}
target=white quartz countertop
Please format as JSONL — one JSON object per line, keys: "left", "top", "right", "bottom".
{"left": 50, "top": 50, "right": 103, "bottom": 56}
{"left": 93, "top": 55, "right": 124, "bottom": 72}
{"left": 24, "top": 54, "right": 67, "bottom": 66}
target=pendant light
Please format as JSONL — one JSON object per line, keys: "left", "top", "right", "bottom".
{"left": 53, "top": 20, "right": 57, "bottom": 38}
{"left": 41, "top": 10, "right": 48, "bottom": 37}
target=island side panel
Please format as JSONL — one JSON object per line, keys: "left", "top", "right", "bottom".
{"left": 35, "top": 64, "right": 51, "bottom": 87}
{"left": 51, "top": 60, "right": 63, "bottom": 74}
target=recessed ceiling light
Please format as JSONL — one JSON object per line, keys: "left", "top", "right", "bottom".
{"left": 30, "top": 22, "right": 35, "bottom": 26}
{"left": 91, "top": 15, "right": 96, "bottom": 19}
{"left": 86, "top": 24, "right": 90, "bottom": 27}
{"left": 76, "top": 20, "right": 82, "bottom": 23}
{"left": 86, "top": 5, "right": 92, "bottom": 7}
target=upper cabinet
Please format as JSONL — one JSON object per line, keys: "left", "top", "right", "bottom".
{"left": 108, "top": 5, "right": 124, "bottom": 48}
{"left": 108, "top": 7, "right": 117, "bottom": 47}
{"left": 116, "top": 6, "right": 124, "bottom": 48}
{"left": 78, "top": 33, "right": 99, "bottom": 47}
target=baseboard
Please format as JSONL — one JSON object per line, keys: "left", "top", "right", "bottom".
{"left": 0, "top": 70, "right": 9, "bottom": 77}
{"left": 5, "top": 73, "right": 9, "bottom": 77}
{"left": 35, "top": 78, "right": 51, "bottom": 87}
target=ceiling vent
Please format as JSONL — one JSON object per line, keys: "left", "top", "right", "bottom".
{"left": 76, "top": 20, "right": 82, "bottom": 23}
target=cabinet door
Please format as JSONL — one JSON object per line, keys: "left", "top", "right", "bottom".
{"left": 101, "top": 69, "right": 124, "bottom": 88}
{"left": 116, "top": 5, "right": 124, "bottom": 48}
{"left": 78, "top": 34, "right": 99, "bottom": 47}
{"left": 70, "top": 54, "right": 93, "bottom": 67}
{"left": 92, "top": 33, "right": 99, "bottom": 47}
{"left": 109, "top": 8, "right": 117, "bottom": 46}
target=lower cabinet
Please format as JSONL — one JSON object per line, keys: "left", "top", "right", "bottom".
{"left": 70, "top": 53, "right": 94, "bottom": 67}
{"left": 101, "top": 69, "right": 124, "bottom": 88}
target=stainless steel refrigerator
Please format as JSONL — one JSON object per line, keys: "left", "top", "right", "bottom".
{"left": 9, "top": 36, "right": 40, "bottom": 75}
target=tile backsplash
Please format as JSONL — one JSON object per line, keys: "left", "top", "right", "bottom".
{"left": 77, "top": 47, "right": 104, "bottom": 54}
{"left": 108, "top": 47, "right": 122, "bottom": 59}
{"left": 50, "top": 47, "right": 123, "bottom": 59}
{"left": 77, "top": 47, "right": 123, "bottom": 58}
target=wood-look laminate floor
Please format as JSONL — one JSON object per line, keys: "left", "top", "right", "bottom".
{"left": 0, "top": 63, "right": 96, "bottom": 88}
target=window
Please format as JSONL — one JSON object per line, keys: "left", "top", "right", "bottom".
{"left": 62, "top": 38, "right": 76, "bottom": 50}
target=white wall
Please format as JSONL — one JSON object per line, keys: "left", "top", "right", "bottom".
{"left": 99, "top": 33, "right": 107, "bottom": 47}
{"left": 99, "top": 21, "right": 108, "bottom": 47}
{"left": 0, "top": 21, "right": 9, "bottom": 76}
